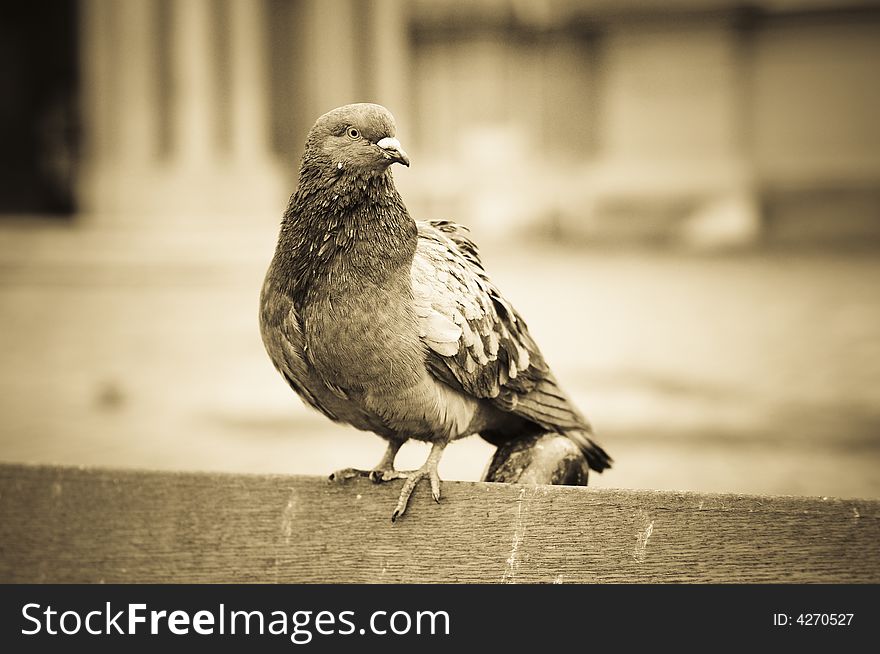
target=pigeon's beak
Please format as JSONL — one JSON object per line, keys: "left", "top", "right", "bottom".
{"left": 377, "top": 136, "right": 410, "bottom": 167}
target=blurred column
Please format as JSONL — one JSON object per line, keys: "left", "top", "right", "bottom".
{"left": 115, "top": 0, "right": 159, "bottom": 165}
{"left": 368, "top": 0, "right": 409, "bottom": 131}
{"left": 170, "top": 0, "right": 216, "bottom": 166}
{"left": 302, "top": 0, "right": 358, "bottom": 117}
{"left": 79, "top": 0, "right": 114, "bottom": 164}
{"left": 79, "top": 0, "right": 160, "bottom": 215}
{"left": 228, "top": 0, "right": 270, "bottom": 162}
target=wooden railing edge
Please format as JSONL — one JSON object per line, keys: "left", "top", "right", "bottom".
{"left": 1, "top": 462, "right": 878, "bottom": 583}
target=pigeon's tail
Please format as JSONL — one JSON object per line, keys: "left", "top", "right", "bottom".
{"left": 563, "top": 429, "right": 613, "bottom": 472}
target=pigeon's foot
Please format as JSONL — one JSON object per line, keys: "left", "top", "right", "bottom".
{"left": 390, "top": 441, "right": 447, "bottom": 523}
{"left": 330, "top": 439, "right": 405, "bottom": 485}
{"left": 369, "top": 468, "right": 401, "bottom": 484}
{"left": 329, "top": 466, "right": 402, "bottom": 484}
{"left": 328, "top": 468, "right": 371, "bottom": 483}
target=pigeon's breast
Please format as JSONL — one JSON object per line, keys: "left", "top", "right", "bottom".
{"left": 299, "top": 265, "right": 480, "bottom": 440}
{"left": 302, "top": 266, "right": 425, "bottom": 394}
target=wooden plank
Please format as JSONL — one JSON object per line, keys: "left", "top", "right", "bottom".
{"left": 0, "top": 463, "right": 877, "bottom": 583}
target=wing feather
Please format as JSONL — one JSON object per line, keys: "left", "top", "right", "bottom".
{"left": 412, "top": 220, "right": 590, "bottom": 434}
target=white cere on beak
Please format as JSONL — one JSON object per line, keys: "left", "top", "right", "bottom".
{"left": 376, "top": 136, "right": 410, "bottom": 166}
{"left": 377, "top": 136, "right": 402, "bottom": 152}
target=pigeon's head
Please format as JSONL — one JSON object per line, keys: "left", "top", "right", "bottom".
{"left": 303, "top": 103, "right": 410, "bottom": 177}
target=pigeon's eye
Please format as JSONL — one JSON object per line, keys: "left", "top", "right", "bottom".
{"left": 346, "top": 127, "right": 361, "bottom": 140}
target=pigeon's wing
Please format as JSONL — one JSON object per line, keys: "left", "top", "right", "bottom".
{"left": 259, "top": 274, "right": 341, "bottom": 421}
{"left": 412, "top": 220, "right": 592, "bottom": 434}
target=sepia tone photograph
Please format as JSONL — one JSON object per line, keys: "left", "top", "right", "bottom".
{"left": 1, "top": 0, "right": 879, "bottom": 595}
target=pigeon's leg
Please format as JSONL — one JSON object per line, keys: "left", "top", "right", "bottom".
{"left": 368, "top": 439, "right": 404, "bottom": 483}
{"left": 390, "top": 440, "right": 447, "bottom": 522}
{"left": 329, "top": 439, "right": 404, "bottom": 483}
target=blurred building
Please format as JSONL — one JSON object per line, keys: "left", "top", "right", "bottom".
{"left": 2, "top": 1, "right": 879, "bottom": 498}
{"left": 3, "top": 0, "right": 880, "bottom": 243}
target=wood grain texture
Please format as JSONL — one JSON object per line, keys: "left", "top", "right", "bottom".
{"left": 0, "top": 463, "right": 877, "bottom": 583}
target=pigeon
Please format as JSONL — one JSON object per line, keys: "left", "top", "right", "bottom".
{"left": 260, "top": 103, "right": 611, "bottom": 521}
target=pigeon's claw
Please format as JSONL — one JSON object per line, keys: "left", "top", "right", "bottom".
{"left": 430, "top": 472, "right": 442, "bottom": 503}
{"left": 390, "top": 441, "right": 447, "bottom": 522}
{"left": 390, "top": 468, "right": 435, "bottom": 522}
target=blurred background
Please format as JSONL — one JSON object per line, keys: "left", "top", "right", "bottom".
{"left": 1, "top": 0, "right": 878, "bottom": 499}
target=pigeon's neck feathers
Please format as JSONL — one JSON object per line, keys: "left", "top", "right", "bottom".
{"left": 276, "top": 167, "right": 417, "bottom": 303}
